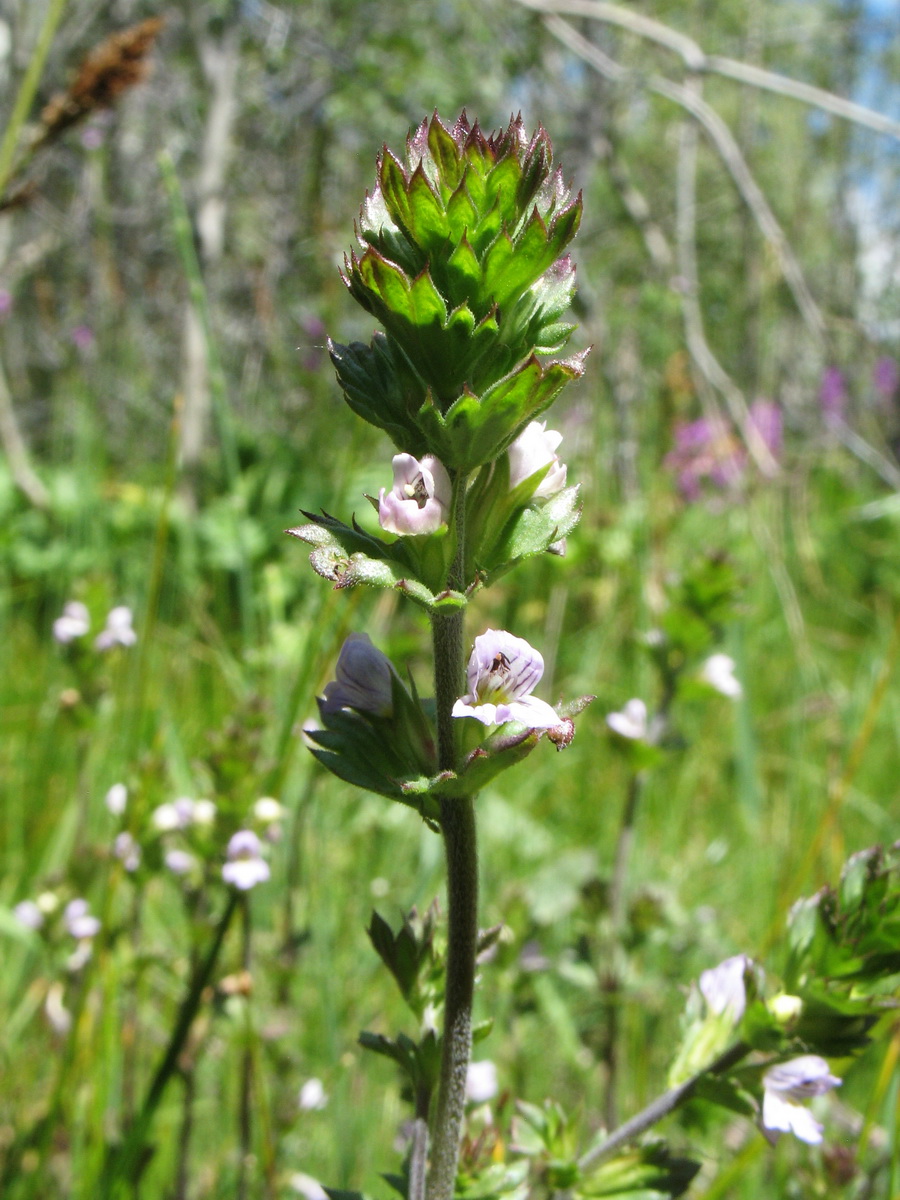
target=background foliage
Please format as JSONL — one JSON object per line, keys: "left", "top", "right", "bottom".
{"left": 1, "top": 0, "right": 899, "bottom": 1196}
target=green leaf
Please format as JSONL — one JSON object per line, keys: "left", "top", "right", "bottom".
{"left": 580, "top": 1143, "right": 701, "bottom": 1199}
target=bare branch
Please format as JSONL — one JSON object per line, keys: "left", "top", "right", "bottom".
{"left": 540, "top": 14, "right": 827, "bottom": 347}
{"left": 675, "top": 77, "right": 777, "bottom": 475}
{"left": 517, "top": 0, "right": 900, "bottom": 143}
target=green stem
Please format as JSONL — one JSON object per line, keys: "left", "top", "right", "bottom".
{"left": 427, "top": 476, "right": 478, "bottom": 1200}
{"left": 98, "top": 892, "right": 239, "bottom": 1194}
{"left": 0, "top": 0, "right": 70, "bottom": 199}
{"left": 428, "top": 793, "right": 478, "bottom": 1200}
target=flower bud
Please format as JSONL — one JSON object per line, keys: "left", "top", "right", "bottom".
{"left": 320, "top": 633, "right": 397, "bottom": 718}
{"left": 507, "top": 421, "right": 567, "bottom": 499}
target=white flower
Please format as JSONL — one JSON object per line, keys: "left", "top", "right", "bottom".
{"left": 152, "top": 797, "right": 215, "bottom": 831}
{"left": 290, "top": 1174, "right": 328, "bottom": 1200}
{"left": 13, "top": 900, "right": 44, "bottom": 930}
{"left": 152, "top": 803, "right": 184, "bottom": 832}
{"left": 105, "top": 783, "right": 128, "bottom": 816}
{"left": 64, "top": 898, "right": 100, "bottom": 940}
{"left": 95, "top": 605, "right": 137, "bottom": 650}
{"left": 298, "top": 1077, "right": 328, "bottom": 1111}
{"left": 465, "top": 1060, "right": 499, "bottom": 1104}
{"left": 190, "top": 798, "right": 217, "bottom": 826}
{"left": 320, "top": 633, "right": 397, "bottom": 719}
{"left": 164, "top": 848, "right": 197, "bottom": 875}
{"left": 45, "top": 982, "right": 72, "bottom": 1035}
{"left": 761, "top": 1055, "right": 841, "bottom": 1145}
{"left": 222, "top": 830, "right": 270, "bottom": 891}
{"left": 378, "top": 452, "right": 452, "bottom": 536}
{"left": 114, "top": 832, "right": 141, "bottom": 872}
{"left": 699, "top": 954, "right": 755, "bottom": 1022}
{"left": 53, "top": 601, "right": 90, "bottom": 644}
{"left": 507, "top": 421, "right": 567, "bottom": 499}
{"left": 253, "top": 797, "right": 284, "bottom": 824}
{"left": 701, "top": 653, "right": 742, "bottom": 698}
{"left": 452, "top": 629, "right": 561, "bottom": 730}
{"left": 606, "top": 698, "right": 648, "bottom": 740}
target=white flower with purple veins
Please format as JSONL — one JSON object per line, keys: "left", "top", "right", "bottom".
{"left": 95, "top": 605, "right": 137, "bottom": 650}
{"left": 699, "top": 954, "right": 753, "bottom": 1022}
{"left": 222, "top": 830, "right": 270, "bottom": 891}
{"left": 701, "top": 653, "right": 742, "bottom": 699}
{"left": 64, "top": 898, "right": 101, "bottom": 940}
{"left": 378, "top": 452, "right": 452, "bottom": 536}
{"left": 762, "top": 1055, "right": 841, "bottom": 1145}
{"left": 606, "top": 698, "right": 648, "bottom": 741}
{"left": 452, "top": 630, "right": 561, "bottom": 730}
{"left": 321, "top": 632, "right": 397, "bottom": 718}
{"left": 507, "top": 421, "right": 567, "bottom": 498}
{"left": 53, "top": 601, "right": 90, "bottom": 644}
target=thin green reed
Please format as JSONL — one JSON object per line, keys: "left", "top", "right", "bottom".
{"left": 0, "top": 0, "right": 70, "bottom": 198}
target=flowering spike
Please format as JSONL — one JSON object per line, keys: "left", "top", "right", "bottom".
{"left": 331, "top": 112, "right": 587, "bottom": 470}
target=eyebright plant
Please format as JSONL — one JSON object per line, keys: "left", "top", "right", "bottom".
{"left": 289, "top": 112, "right": 592, "bottom": 1200}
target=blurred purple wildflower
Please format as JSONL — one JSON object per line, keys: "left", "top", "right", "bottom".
{"left": 70, "top": 325, "right": 95, "bottom": 353}
{"left": 0, "top": 289, "right": 12, "bottom": 320}
{"left": 819, "top": 367, "right": 846, "bottom": 424}
{"left": 874, "top": 356, "right": 899, "bottom": 401}
{"left": 665, "top": 402, "right": 781, "bottom": 500}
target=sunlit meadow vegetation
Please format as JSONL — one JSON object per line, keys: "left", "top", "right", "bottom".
{"left": 1, "top": 1, "right": 900, "bottom": 1198}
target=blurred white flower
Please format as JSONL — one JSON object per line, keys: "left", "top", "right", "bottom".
{"left": 701, "top": 653, "right": 742, "bottom": 699}
{"left": 222, "top": 830, "right": 270, "bottom": 891}
{"left": 190, "top": 798, "right": 217, "bottom": 826}
{"left": 64, "top": 898, "right": 100, "bottom": 940}
{"left": 113, "top": 832, "right": 141, "bottom": 872}
{"left": 152, "top": 797, "right": 215, "bottom": 832}
{"left": 151, "top": 803, "right": 183, "bottom": 832}
{"left": 699, "top": 954, "right": 755, "bottom": 1022}
{"left": 37, "top": 891, "right": 60, "bottom": 916}
{"left": 507, "top": 420, "right": 567, "bottom": 498}
{"left": 53, "top": 601, "right": 90, "bottom": 644}
{"left": 298, "top": 1077, "right": 328, "bottom": 1111}
{"left": 13, "top": 900, "right": 44, "bottom": 930}
{"left": 95, "top": 605, "right": 137, "bottom": 650}
{"left": 465, "top": 1060, "right": 499, "bottom": 1104}
{"left": 762, "top": 1055, "right": 841, "bottom": 1145}
{"left": 606, "top": 698, "right": 648, "bottom": 740}
{"left": 164, "top": 848, "right": 197, "bottom": 876}
{"left": 44, "top": 982, "right": 72, "bottom": 1035}
{"left": 105, "top": 783, "right": 128, "bottom": 816}
{"left": 253, "top": 797, "right": 284, "bottom": 824}
{"left": 290, "top": 1174, "right": 328, "bottom": 1200}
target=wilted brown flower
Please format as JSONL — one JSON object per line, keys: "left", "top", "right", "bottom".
{"left": 38, "top": 17, "right": 164, "bottom": 145}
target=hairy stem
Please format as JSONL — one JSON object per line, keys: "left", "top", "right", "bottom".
{"left": 428, "top": 791, "right": 478, "bottom": 1200}
{"left": 427, "top": 474, "right": 478, "bottom": 1200}
{"left": 580, "top": 1041, "right": 750, "bottom": 1169}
